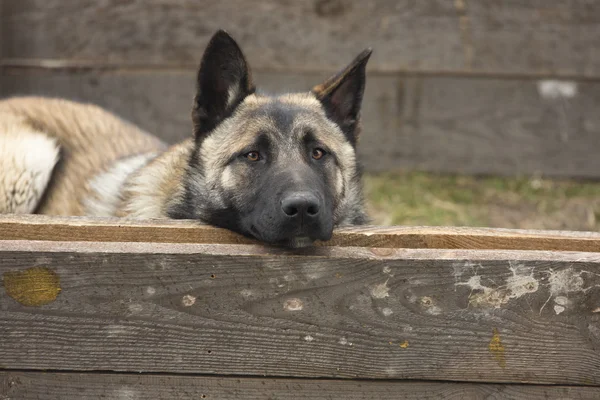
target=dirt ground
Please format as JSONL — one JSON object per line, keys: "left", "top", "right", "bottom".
{"left": 364, "top": 172, "right": 600, "bottom": 232}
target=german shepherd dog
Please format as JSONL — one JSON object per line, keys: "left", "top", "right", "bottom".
{"left": 0, "top": 30, "right": 371, "bottom": 247}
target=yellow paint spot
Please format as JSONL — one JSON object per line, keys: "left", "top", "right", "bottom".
{"left": 489, "top": 328, "right": 506, "bottom": 368}
{"left": 3, "top": 267, "right": 61, "bottom": 306}
{"left": 335, "top": 273, "right": 343, "bottom": 279}
{"left": 399, "top": 340, "right": 409, "bottom": 348}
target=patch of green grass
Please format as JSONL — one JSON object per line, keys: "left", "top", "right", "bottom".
{"left": 364, "top": 171, "right": 600, "bottom": 231}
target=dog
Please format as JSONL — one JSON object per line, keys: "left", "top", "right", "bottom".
{"left": 0, "top": 30, "right": 372, "bottom": 247}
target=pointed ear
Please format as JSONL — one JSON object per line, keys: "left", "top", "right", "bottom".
{"left": 312, "top": 48, "right": 372, "bottom": 145}
{"left": 192, "top": 30, "right": 255, "bottom": 138}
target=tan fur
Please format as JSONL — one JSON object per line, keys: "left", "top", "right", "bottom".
{"left": 0, "top": 113, "right": 60, "bottom": 213}
{"left": 84, "top": 152, "right": 158, "bottom": 217}
{"left": 0, "top": 28, "right": 370, "bottom": 247}
{"left": 116, "top": 92, "right": 358, "bottom": 221}
{"left": 204, "top": 93, "right": 355, "bottom": 174}
{"left": 113, "top": 91, "right": 339, "bottom": 220}
{"left": 0, "top": 92, "right": 359, "bottom": 224}
{"left": 116, "top": 140, "right": 193, "bottom": 218}
{"left": 0, "top": 97, "right": 166, "bottom": 216}
{"left": 199, "top": 93, "right": 357, "bottom": 216}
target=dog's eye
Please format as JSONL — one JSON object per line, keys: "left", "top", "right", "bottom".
{"left": 245, "top": 151, "right": 261, "bottom": 162}
{"left": 311, "top": 148, "right": 326, "bottom": 160}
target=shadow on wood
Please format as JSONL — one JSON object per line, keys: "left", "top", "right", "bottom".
{"left": 2, "top": 372, "right": 600, "bottom": 400}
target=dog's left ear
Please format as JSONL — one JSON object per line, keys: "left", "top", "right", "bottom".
{"left": 192, "top": 30, "right": 255, "bottom": 139}
{"left": 312, "top": 48, "right": 372, "bottom": 145}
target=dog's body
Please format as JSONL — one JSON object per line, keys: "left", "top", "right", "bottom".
{"left": 0, "top": 97, "right": 166, "bottom": 216}
{"left": 0, "top": 31, "right": 371, "bottom": 247}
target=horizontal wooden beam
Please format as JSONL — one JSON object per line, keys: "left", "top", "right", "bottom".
{"left": 1, "top": 214, "right": 600, "bottom": 251}
{"left": 3, "top": 69, "right": 600, "bottom": 178}
{"left": 2, "top": 371, "right": 600, "bottom": 399}
{"left": 3, "top": 0, "right": 600, "bottom": 78}
{"left": 5, "top": 59, "right": 600, "bottom": 82}
{"left": 1, "top": 239, "right": 599, "bottom": 384}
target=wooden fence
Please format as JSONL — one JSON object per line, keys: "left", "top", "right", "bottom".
{"left": 2, "top": 1, "right": 600, "bottom": 178}
{"left": 1, "top": 214, "right": 600, "bottom": 398}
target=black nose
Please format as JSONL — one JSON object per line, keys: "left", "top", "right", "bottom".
{"left": 281, "top": 192, "right": 320, "bottom": 218}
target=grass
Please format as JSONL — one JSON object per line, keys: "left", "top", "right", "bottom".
{"left": 363, "top": 171, "right": 600, "bottom": 231}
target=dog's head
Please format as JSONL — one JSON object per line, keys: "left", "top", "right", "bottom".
{"left": 170, "top": 30, "right": 371, "bottom": 247}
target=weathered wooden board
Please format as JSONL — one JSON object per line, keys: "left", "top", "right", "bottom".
{"left": 2, "top": 372, "right": 600, "bottom": 400}
{"left": 1, "top": 240, "right": 599, "bottom": 384}
{"left": 1, "top": 214, "right": 600, "bottom": 252}
{"left": 3, "top": 0, "right": 600, "bottom": 78}
{"left": 464, "top": 0, "right": 600, "bottom": 78}
{"left": 0, "top": 1, "right": 4, "bottom": 96}
{"left": 0, "top": 0, "right": 464, "bottom": 74}
{"left": 2, "top": 70, "right": 600, "bottom": 178}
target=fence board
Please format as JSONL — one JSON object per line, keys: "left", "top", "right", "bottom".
{"left": 2, "top": 372, "right": 600, "bottom": 400}
{"left": 1, "top": 214, "right": 600, "bottom": 251}
{"left": 0, "top": 0, "right": 464, "bottom": 74}
{"left": 2, "top": 0, "right": 600, "bottom": 78}
{"left": 0, "top": 0, "right": 4, "bottom": 96}
{"left": 1, "top": 239, "right": 599, "bottom": 384}
{"left": 2, "top": 70, "right": 600, "bottom": 177}
{"left": 467, "top": 0, "right": 600, "bottom": 78}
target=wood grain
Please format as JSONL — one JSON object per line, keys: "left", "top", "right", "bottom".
{"left": 3, "top": 0, "right": 600, "bottom": 78}
{"left": 1, "top": 214, "right": 600, "bottom": 252}
{"left": 2, "top": 372, "right": 600, "bottom": 400}
{"left": 0, "top": 0, "right": 464, "bottom": 74}
{"left": 1, "top": 239, "right": 599, "bottom": 384}
{"left": 0, "top": 0, "right": 4, "bottom": 96}
{"left": 3, "top": 69, "right": 600, "bottom": 178}
{"left": 466, "top": 0, "right": 600, "bottom": 78}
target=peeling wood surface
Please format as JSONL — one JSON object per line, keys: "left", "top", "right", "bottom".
{"left": 3, "top": 70, "right": 600, "bottom": 177}
{"left": 3, "top": 0, "right": 600, "bottom": 78}
{"left": 1, "top": 214, "right": 600, "bottom": 252}
{"left": 2, "top": 372, "right": 600, "bottom": 400}
{"left": 1, "top": 239, "right": 599, "bottom": 384}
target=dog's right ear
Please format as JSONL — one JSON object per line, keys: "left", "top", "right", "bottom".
{"left": 192, "top": 30, "right": 255, "bottom": 139}
{"left": 311, "top": 48, "right": 372, "bottom": 146}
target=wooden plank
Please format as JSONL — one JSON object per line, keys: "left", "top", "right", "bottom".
{"left": 0, "top": 0, "right": 464, "bottom": 74}
{"left": 2, "top": 372, "right": 600, "bottom": 400}
{"left": 3, "top": 0, "right": 600, "bottom": 78}
{"left": 372, "top": 74, "right": 600, "bottom": 178}
{"left": 466, "top": 0, "right": 600, "bottom": 78}
{"left": 1, "top": 214, "right": 600, "bottom": 252}
{"left": 1, "top": 240, "right": 599, "bottom": 384}
{"left": 0, "top": 0, "right": 4, "bottom": 96}
{"left": 3, "top": 69, "right": 600, "bottom": 178}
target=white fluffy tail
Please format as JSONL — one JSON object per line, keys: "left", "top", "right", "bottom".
{"left": 0, "top": 118, "right": 60, "bottom": 214}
